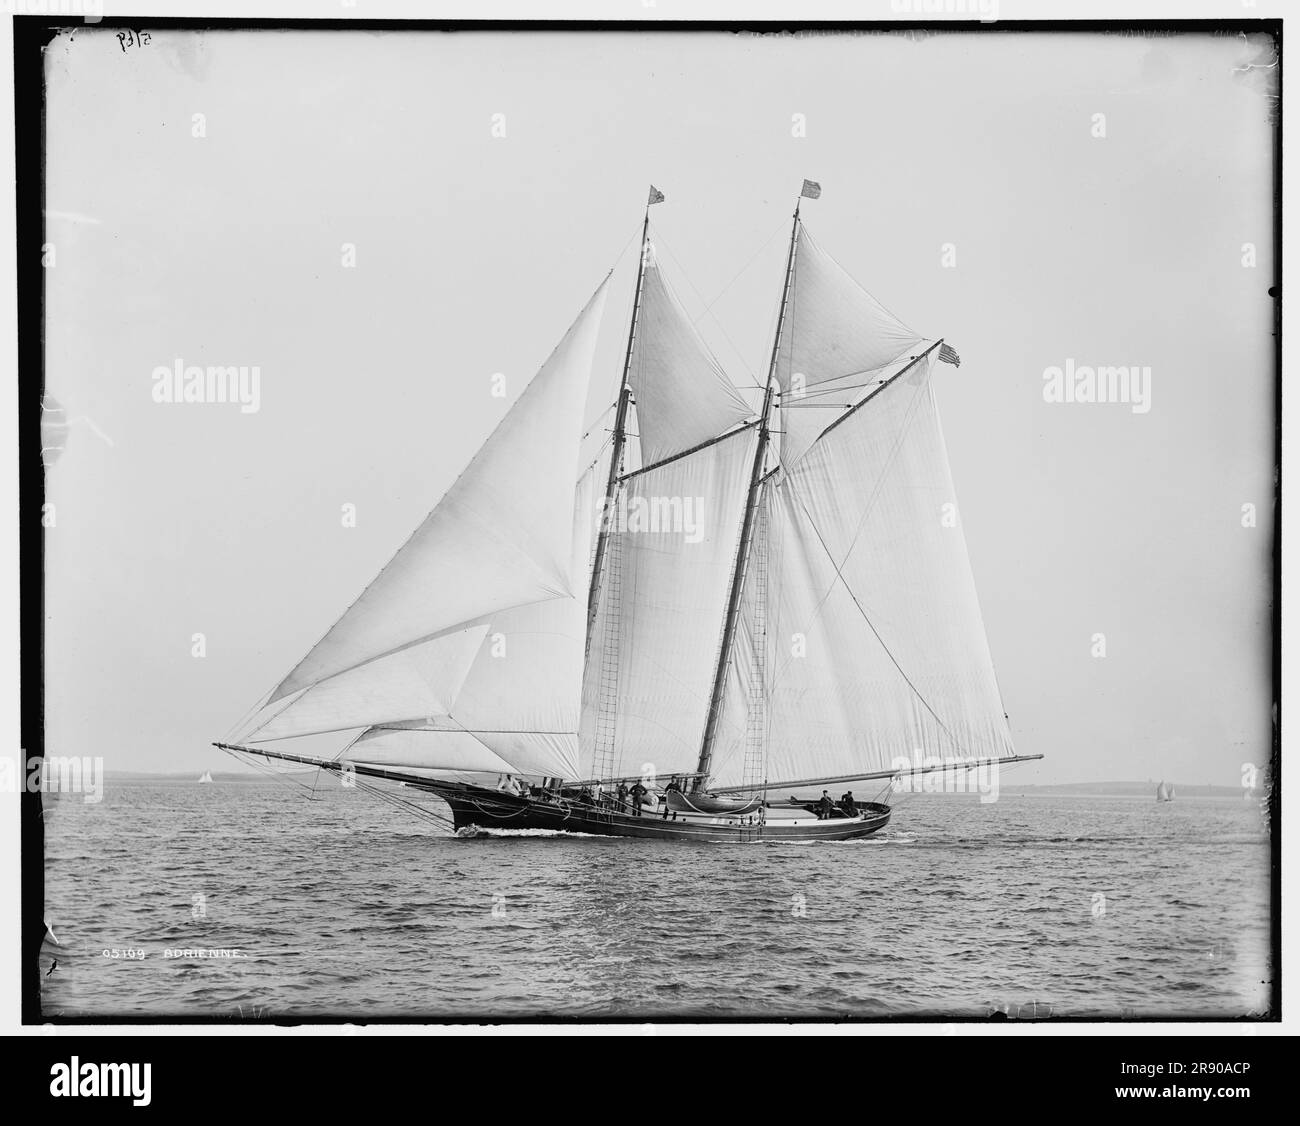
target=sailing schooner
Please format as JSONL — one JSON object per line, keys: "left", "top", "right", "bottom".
{"left": 216, "top": 181, "right": 1041, "bottom": 842}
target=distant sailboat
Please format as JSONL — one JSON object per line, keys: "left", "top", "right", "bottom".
{"left": 198, "top": 771, "right": 214, "bottom": 784}
{"left": 1156, "top": 781, "right": 1174, "bottom": 802}
{"left": 216, "top": 181, "right": 1041, "bottom": 842}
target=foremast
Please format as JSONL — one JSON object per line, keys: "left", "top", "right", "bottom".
{"left": 692, "top": 190, "right": 804, "bottom": 793}
{"left": 585, "top": 188, "right": 661, "bottom": 659}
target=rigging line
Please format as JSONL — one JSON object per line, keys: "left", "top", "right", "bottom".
{"left": 222, "top": 686, "right": 275, "bottom": 743}
{"left": 581, "top": 401, "right": 617, "bottom": 444}
{"left": 763, "top": 381, "right": 924, "bottom": 704}
{"left": 578, "top": 431, "right": 616, "bottom": 478}
{"left": 694, "top": 216, "right": 789, "bottom": 321}
{"left": 784, "top": 377, "right": 898, "bottom": 402}
{"left": 793, "top": 473, "right": 964, "bottom": 757}
{"left": 219, "top": 746, "right": 335, "bottom": 802}
{"left": 610, "top": 216, "right": 648, "bottom": 276}
{"left": 765, "top": 373, "right": 926, "bottom": 699}
{"left": 351, "top": 775, "right": 456, "bottom": 830}
{"left": 650, "top": 227, "right": 760, "bottom": 382}
{"left": 230, "top": 740, "right": 456, "bottom": 830}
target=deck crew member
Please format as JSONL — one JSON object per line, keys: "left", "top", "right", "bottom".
{"left": 818, "top": 790, "right": 835, "bottom": 819}
{"left": 616, "top": 781, "right": 630, "bottom": 812}
{"left": 840, "top": 790, "right": 856, "bottom": 816}
{"left": 630, "top": 781, "right": 648, "bottom": 817}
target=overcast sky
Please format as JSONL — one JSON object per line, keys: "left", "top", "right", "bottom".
{"left": 42, "top": 27, "right": 1275, "bottom": 785}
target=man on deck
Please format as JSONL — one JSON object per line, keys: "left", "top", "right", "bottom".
{"left": 818, "top": 790, "right": 835, "bottom": 819}
{"left": 629, "top": 780, "right": 648, "bottom": 817}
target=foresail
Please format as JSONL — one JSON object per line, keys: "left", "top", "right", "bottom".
{"left": 776, "top": 226, "right": 923, "bottom": 467}
{"left": 627, "top": 260, "right": 752, "bottom": 465}
{"left": 268, "top": 276, "right": 610, "bottom": 702}
{"left": 580, "top": 426, "right": 757, "bottom": 780}
{"left": 748, "top": 352, "right": 1014, "bottom": 785}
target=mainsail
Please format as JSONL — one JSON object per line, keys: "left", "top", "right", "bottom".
{"left": 702, "top": 200, "right": 1015, "bottom": 793}
{"left": 711, "top": 351, "right": 1015, "bottom": 788}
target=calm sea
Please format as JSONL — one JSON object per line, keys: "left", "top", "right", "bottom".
{"left": 40, "top": 779, "right": 1272, "bottom": 1021}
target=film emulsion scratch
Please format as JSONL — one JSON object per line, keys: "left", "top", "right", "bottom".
{"left": 33, "top": 23, "right": 1277, "bottom": 1022}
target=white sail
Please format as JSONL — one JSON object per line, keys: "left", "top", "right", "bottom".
{"left": 346, "top": 726, "right": 520, "bottom": 776}
{"left": 581, "top": 426, "right": 757, "bottom": 780}
{"left": 278, "top": 461, "right": 602, "bottom": 780}
{"left": 707, "top": 521, "right": 767, "bottom": 789}
{"left": 268, "top": 278, "right": 610, "bottom": 701}
{"left": 778, "top": 348, "right": 928, "bottom": 470}
{"left": 776, "top": 227, "right": 923, "bottom": 467}
{"left": 715, "top": 352, "right": 1014, "bottom": 787}
{"left": 238, "top": 623, "right": 491, "bottom": 744}
{"left": 626, "top": 260, "right": 752, "bottom": 465}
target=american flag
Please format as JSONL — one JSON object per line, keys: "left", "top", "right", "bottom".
{"left": 800, "top": 179, "right": 822, "bottom": 199}
{"left": 938, "top": 343, "right": 962, "bottom": 368}
{"left": 647, "top": 185, "right": 665, "bottom": 206}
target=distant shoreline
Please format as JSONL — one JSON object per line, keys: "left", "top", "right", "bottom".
{"left": 96, "top": 772, "right": 1259, "bottom": 799}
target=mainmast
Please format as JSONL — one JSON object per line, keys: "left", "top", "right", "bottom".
{"left": 585, "top": 187, "right": 661, "bottom": 657}
{"left": 692, "top": 185, "right": 807, "bottom": 792}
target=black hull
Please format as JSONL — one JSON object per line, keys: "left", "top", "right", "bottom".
{"left": 421, "top": 784, "right": 891, "bottom": 843}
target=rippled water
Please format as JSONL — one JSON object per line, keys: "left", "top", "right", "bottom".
{"left": 40, "top": 779, "right": 1272, "bottom": 1020}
